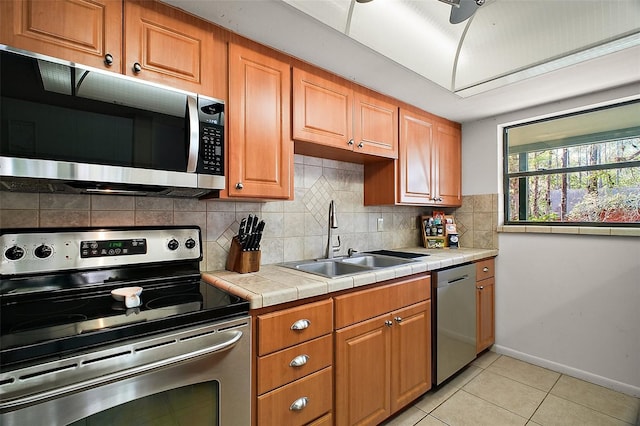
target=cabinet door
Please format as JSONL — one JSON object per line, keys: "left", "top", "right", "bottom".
{"left": 228, "top": 42, "right": 292, "bottom": 199}
{"left": 398, "top": 108, "right": 434, "bottom": 204}
{"left": 335, "top": 315, "right": 391, "bottom": 426}
{"left": 391, "top": 301, "right": 431, "bottom": 413}
{"left": 0, "top": 0, "right": 122, "bottom": 70}
{"left": 476, "top": 277, "right": 495, "bottom": 353}
{"left": 353, "top": 91, "right": 398, "bottom": 159}
{"left": 434, "top": 122, "right": 462, "bottom": 206}
{"left": 292, "top": 68, "right": 353, "bottom": 150}
{"left": 124, "top": 0, "right": 225, "bottom": 97}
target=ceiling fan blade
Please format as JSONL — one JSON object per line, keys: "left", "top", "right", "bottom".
{"left": 450, "top": 0, "right": 482, "bottom": 24}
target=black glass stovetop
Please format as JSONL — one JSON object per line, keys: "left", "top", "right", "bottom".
{"left": 0, "top": 267, "right": 249, "bottom": 368}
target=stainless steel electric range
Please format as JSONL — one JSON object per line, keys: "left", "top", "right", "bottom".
{"left": 0, "top": 226, "right": 250, "bottom": 426}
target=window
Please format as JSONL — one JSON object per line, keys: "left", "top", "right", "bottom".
{"left": 503, "top": 100, "right": 640, "bottom": 226}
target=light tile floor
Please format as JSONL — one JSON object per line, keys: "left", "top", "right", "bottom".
{"left": 381, "top": 352, "right": 640, "bottom": 426}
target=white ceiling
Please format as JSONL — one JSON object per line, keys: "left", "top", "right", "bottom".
{"left": 164, "top": 0, "right": 640, "bottom": 123}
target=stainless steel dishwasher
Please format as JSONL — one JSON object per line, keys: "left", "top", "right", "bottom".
{"left": 432, "top": 263, "right": 477, "bottom": 385}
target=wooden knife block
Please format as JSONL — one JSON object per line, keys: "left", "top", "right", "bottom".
{"left": 226, "top": 238, "right": 261, "bottom": 274}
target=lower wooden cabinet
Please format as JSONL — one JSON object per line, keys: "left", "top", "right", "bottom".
{"left": 476, "top": 258, "right": 496, "bottom": 353}
{"left": 391, "top": 301, "right": 432, "bottom": 412}
{"left": 334, "top": 275, "right": 431, "bottom": 426}
{"left": 254, "top": 299, "right": 333, "bottom": 425}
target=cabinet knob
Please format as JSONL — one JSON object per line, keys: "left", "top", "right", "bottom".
{"left": 347, "top": 139, "right": 354, "bottom": 146}
{"left": 235, "top": 182, "right": 244, "bottom": 190}
{"left": 394, "top": 316, "right": 403, "bottom": 323}
{"left": 483, "top": 267, "right": 489, "bottom": 272}
{"left": 384, "top": 320, "right": 393, "bottom": 327}
{"left": 291, "top": 319, "right": 311, "bottom": 330}
{"left": 289, "top": 354, "right": 310, "bottom": 367}
{"left": 289, "top": 396, "right": 309, "bottom": 411}
{"left": 104, "top": 53, "right": 114, "bottom": 66}
{"left": 357, "top": 141, "right": 364, "bottom": 149}
{"left": 477, "top": 285, "right": 484, "bottom": 290}
{"left": 133, "top": 62, "right": 142, "bottom": 73}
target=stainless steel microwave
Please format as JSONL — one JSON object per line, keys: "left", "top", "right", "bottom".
{"left": 0, "top": 46, "right": 225, "bottom": 197}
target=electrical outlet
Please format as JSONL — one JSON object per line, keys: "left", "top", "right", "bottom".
{"left": 377, "top": 217, "right": 384, "bottom": 232}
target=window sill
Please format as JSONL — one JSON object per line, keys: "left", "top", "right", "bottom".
{"left": 497, "top": 225, "right": 640, "bottom": 237}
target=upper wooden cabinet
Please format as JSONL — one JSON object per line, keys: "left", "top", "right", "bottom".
{"left": 364, "top": 106, "right": 462, "bottom": 206}
{"left": 124, "top": 0, "right": 226, "bottom": 98}
{"left": 292, "top": 67, "right": 398, "bottom": 160}
{"left": 1, "top": 0, "right": 226, "bottom": 98}
{"left": 434, "top": 121, "right": 462, "bottom": 206}
{"left": 0, "top": 0, "right": 123, "bottom": 70}
{"left": 226, "top": 41, "right": 293, "bottom": 199}
{"left": 353, "top": 91, "right": 399, "bottom": 158}
{"left": 397, "top": 108, "right": 436, "bottom": 204}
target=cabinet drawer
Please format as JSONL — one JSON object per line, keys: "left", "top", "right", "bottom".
{"left": 334, "top": 275, "right": 430, "bottom": 329}
{"left": 308, "top": 412, "right": 332, "bottom": 426}
{"left": 257, "top": 367, "right": 333, "bottom": 426}
{"left": 257, "top": 299, "right": 333, "bottom": 356}
{"left": 476, "top": 258, "right": 495, "bottom": 281}
{"left": 258, "top": 334, "right": 333, "bottom": 395}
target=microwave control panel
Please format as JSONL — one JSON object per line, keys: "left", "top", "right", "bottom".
{"left": 198, "top": 124, "right": 224, "bottom": 176}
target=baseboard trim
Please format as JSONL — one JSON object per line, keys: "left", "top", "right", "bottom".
{"left": 492, "top": 345, "right": 640, "bottom": 398}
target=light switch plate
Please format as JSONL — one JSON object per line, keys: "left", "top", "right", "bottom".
{"left": 377, "top": 217, "right": 384, "bottom": 232}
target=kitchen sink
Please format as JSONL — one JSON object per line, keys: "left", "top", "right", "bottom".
{"left": 289, "top": 260, "right": 371, "bottom": 278}
{"left": 341, "top": 254, "right": 414, "bottom": 268}
{"left": 279, "top": 253, "right": 418, "bottom": 278}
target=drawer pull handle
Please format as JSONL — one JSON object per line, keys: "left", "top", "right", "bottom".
{"left": 477, "top": 285, "right": 484, "bottom": 290}
{"left": 394, "top": 316, "right": 403, "bottom": 323}
{"left": 483, "top": 267, "right": 489, "bottom": 272}
{"left": 291, "top": 319, "right": 311, "bottom": 330}
{"left": 290, "top": 396, "right": 308, "bottom": 411}
{"left": 289, "top": 354, "right": 310, "bottom": 367}
{"left": 384, "top": 320, "right": 393, "bottom": 327}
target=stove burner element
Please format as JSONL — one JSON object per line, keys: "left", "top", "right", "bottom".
{"left": 145, "top": 293, "right": 203, "bottom": 309}
{"left": 11, "top": 314, "right": 88, "bottom": 333}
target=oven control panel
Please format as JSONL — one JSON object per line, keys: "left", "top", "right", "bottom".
{"left": 1, "top": 226, "right": 202, "bottom": 276}
{"left": 80, "top": 239, "right": 147, "bottom": 258}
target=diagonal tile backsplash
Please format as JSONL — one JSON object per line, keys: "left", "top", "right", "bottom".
{"left": 0, "top": 154, "right": 498, "bottom": 271}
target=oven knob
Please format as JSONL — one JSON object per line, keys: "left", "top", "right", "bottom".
{"left": 5, "top": 245, "right": 25, "bottom": 261}
{"left": 167, "top": 239, "right": 179, "bottom": 251}
{"left": 34, "top": 244, "right": 53, "bottom": 259}
{"left": 185, "top": 238, "right": 196, "bottom": 249}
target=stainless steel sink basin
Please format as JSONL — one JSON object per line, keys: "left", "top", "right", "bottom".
{"left": 341, "top": 254, "right": 414, "bottom": 268}
{"left": 290, "top": 260, "right": 371, "bottom": 278}
{"left": 279, "top": 253, "right": 418, "bottom": 278}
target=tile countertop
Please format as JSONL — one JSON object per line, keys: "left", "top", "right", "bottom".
{"left": 202, "top": 247, "right": 498, "bottom": 310}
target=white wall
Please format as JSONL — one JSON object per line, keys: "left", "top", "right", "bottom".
{"left": 461, "top": 82, "right": 640, "bottom": 396}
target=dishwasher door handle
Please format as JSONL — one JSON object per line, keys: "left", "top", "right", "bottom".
{"left": 440, "top": 274, "right": 470, "bottom": 287}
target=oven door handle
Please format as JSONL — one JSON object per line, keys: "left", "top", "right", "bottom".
{"left": 0, "top": 330, "right": 243, "bottom": 410}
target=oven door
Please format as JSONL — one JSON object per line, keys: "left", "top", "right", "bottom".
{"left": 0, "top": 317, "right": 250, "bottom": 426}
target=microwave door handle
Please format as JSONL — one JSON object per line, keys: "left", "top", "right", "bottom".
{"left": 186, "top": 95, "right": 199, "bottom": 173}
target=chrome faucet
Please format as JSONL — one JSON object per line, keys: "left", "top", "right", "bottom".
{"left": 326, "top": 200, "right": 341, "bottom": 259}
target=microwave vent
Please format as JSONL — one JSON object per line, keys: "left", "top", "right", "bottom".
{"left": 0, "top": 179, "right": 71, "bottom": 193}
